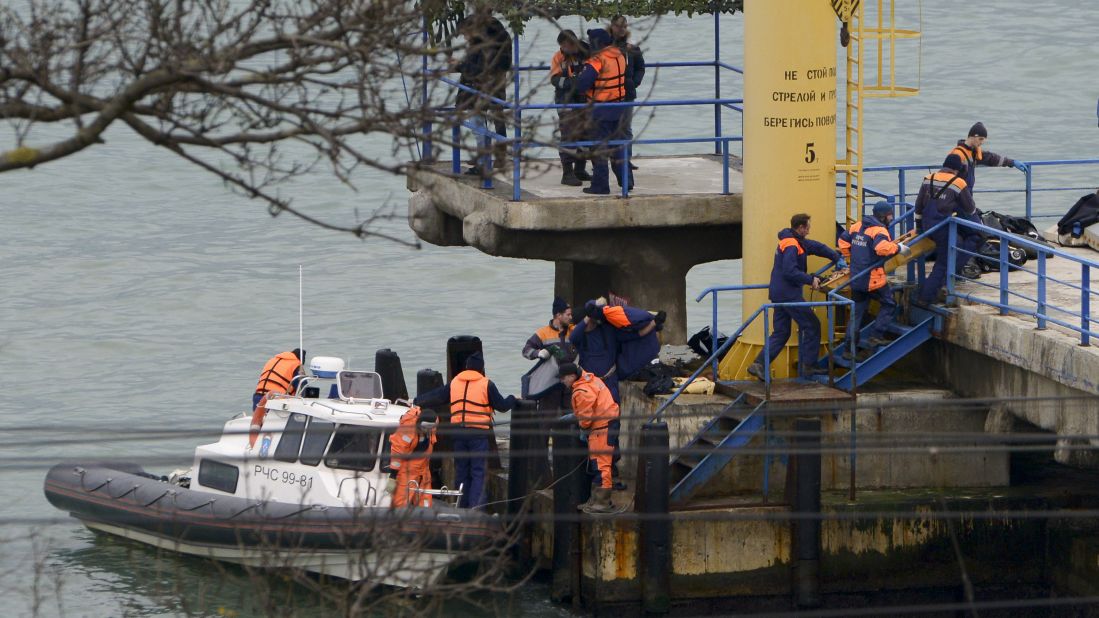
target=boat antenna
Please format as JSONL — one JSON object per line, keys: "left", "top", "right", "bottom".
{"left": 298, "top": 265, "right": 304, "bottom": 361}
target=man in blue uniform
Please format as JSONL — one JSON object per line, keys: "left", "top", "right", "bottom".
{"left": 945, "top": 122, "right": 1026, "bottom": 193}
{"left": 838, "top": 202, "right": 909, "bottom": 353}
{"left": 572, "top": 28, "right": 629, "bottom": 195}
{"left": 915, "top": 155, "right": 980, "bottom": 304}
{"left": 569, "top": 300, "right": 623, "bottom": 401}
{"left": 747, "top": 214, "right": 844, "bottom": 381}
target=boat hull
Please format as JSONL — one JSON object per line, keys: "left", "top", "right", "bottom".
{"left": 44, "top": 462, "right": 501, "bottom": 587}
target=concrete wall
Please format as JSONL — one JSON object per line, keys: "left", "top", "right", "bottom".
{"left": 618, "top": 382, "right": 1009, "bottom": 497}
{"left": 908, "top": 303, "right": 1099, "bottom": 469}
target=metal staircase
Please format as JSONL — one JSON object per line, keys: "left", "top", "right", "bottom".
{"left": 818, "top": 315, "right": 935, "bottom": 390}
{"left": 668, "top": 393, "right": 766, "bottom": 507}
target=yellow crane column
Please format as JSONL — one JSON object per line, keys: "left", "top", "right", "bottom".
{"left": 720, "top": 0, "right": 839, "bottom": 380}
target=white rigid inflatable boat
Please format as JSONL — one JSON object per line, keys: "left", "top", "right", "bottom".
{"left": 44, "top": 357, "right": 498, "bottom": 588}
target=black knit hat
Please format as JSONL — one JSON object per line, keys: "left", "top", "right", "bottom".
{"left": 968, "top": 122, "right": 988, "bottom": 138}
{"left": 558, "top": 362, "right": 582, "bottom": 378}
{"left": 943, "top": 154, "right": 965, "bottom": 172}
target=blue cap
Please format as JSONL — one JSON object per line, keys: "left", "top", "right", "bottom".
{"left": 943, "top": 154, "right": 965, "bottom": 172}
{"left": 465, "top": 351, "right": 485, "bottom": 373}
{"left": 587, "top": 28, "right": 612, "bottom": 50}
{"left": 872, "top": 201, "right": 893, "bottom": 217}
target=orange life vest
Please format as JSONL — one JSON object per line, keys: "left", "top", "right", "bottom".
{"left": 255, "top": 351, "right": 300, "bottom": 396}
{"left": 570, "top": 371, "right": 620, "bottom": 431}
{"left": 534, "top": 323, "right": 573, "bottom": 346}
{"left": 390, "top": 406, "right": 436, "bottom": 468}
{"left": 587, "top": 46, "right": 626, "bottom": 103}
{"left": 449, "top": 370, "right": 494, "bottom": 430}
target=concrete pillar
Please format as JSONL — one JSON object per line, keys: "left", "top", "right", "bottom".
{"left": 555, "top": 261, "right": 611, "bottom": 313}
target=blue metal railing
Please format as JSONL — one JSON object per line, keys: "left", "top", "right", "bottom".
{"left": 423, "top": 18, "right": 745, "bottom": 201}
{"left": 862, "top": 159, "right": 1099, "bottom": 221}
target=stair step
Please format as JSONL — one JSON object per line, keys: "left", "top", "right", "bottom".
{"left": 886, "top": 323, "right": 914, "bottom": 336}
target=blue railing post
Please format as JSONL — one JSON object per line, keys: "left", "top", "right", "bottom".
{"left": 451, "top": 124, "right": 461, "bottom": 175}
{"left": 827, "top": 304, "right": 835, "bottom": 387}
{"left": 511, "top": 35, "right": 521, "bottom": 201}
{"left": 897, "top": 169, "right": 907, "bottom": 210}
{"left": 945, "top": 221, "right": 958, "bottom": 305}
{"left": 763, "top": 307, "right": 772, "bottom": 400}
{"left": 621, "top": 144, "right": 631, "bottom": 198}
{"left": 722, "top": 140, "right": 730, "bottom": 195}
{"left": 421, "top": 18, "right": 431, "bottom": 163}
{"left": 1024, "top": 164, "right": 1033, "bottom": 220}
{"left": 713, "top": 11, "right": 721, "bottom": 155}
{"left": 999, "top": 236, "right": 1009, "bottom": 315}
{"left": 1037, "top": 253, "right": 1047, "bottom": 330}
{"left": 1082, "top": 264, "right": 1091, "bottom": 346}
{"left": 711, "top": 294, "right": 719, "bottom": 380}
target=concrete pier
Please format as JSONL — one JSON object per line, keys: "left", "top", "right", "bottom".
{"left": 407, "top": 155, "right": 743, "bottom": 342}
{"left": 902, "top": 247, "right": 1099, "bottom": 468}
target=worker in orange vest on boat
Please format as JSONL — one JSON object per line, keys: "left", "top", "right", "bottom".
{"left": 414, "top": 351, "right": 519, "bottom": 509}
{"left": 387, "top": 406, "right": 437, "bottom": 508}
{"left": 249, "top": 349, "right": 305, "bottom": 448}
{"left": 559, "top": 362, "right": 620, "bottom": 514}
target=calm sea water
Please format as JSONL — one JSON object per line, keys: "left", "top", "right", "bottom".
{"left": 3, "top": 2, "right": 1098, "bottom": 615}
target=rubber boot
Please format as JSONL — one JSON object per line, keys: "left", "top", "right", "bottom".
{"left": 576, "top": 484, "right": 598, "bottom": 511}
{"left": 582, "top": 487, "right": 614, "bottom": 514}
{"left": 574, "top": 159, "right": 592, "bottom": 181}
{"left": 560, "top": 160, "right": 582, "bottom": 186}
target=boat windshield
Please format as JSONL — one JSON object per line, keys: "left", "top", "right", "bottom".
{"left": 324, "top": 425, "right": 382, "bottom": 471}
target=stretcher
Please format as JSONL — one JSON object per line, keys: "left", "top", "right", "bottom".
{"left": 820, "top": 230, "right": 935, "bottom": 292}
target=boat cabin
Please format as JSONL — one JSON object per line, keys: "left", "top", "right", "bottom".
{"left": 190, "top": 357, "right": 415, "bottom": 508}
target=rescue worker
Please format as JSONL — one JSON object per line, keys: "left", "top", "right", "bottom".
{"left": 915, "top": 155, "right": 980, "bottom": 305}
{"left": 522, "top": 297, "right": 574, "bottom": 360}
{"left": 587, "top": 298, "right": 665, "bottom": 380}
{"left": 387, "top": 405, "right": 437, "bottom": 508}
{"left": 610, "top": 15, "right": 645, "bottom": 173}
{"left": 838, "top": 201, "right": 910, "bottom": 353}
{"left": 559, "top": 362, "right": 620, "bottom": 514}
{"left": 550, "top": 30, "right": 591, "bottom": 186}
{"left": 413, "top": 352, "right": 518, "bottom": 509}
{"left": 451, "top": 11, "right": 512, "bottom": 177}
{"left": 573, "top": 28, "right": 629, "bottom": 195}
{"left": 946, "top": 122, "right": 1026, "bottom": 194}
{"left": 747, "top": 214, "right": 844, "bottom": 381}
{"left": 568, "top": 300, "right": 622, "bottom": 402}
{"left": 253, "top": 349, "right": 304, "bottom": 410}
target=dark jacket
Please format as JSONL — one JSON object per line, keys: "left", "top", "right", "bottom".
{"left": 616, "top": 41, "right": 646, "bottom": 102}
{"left": 1058, "top": 192, "right": 1099, "bottom": 236}
{"left": 454, "top": 18, "right": 512, "bottom": 110}
{"left": 947, "top": 140, "right": 1013, "bottom": 192}
{"left": 841, "top": 216, "right": 899, "bottom": 293}
{"left": 768, "top": 228, "right": 840, "bottom": 302}
{"left": 599, "top": 304, "right": 659, "bottom": 380}
{"left": 413, "top": 378, "right": 515, "bottom": 413}
{"left": 914, "top": 169, "right": 977, "bottom": 230}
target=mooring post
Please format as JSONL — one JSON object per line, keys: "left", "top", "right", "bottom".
{"left": 793, "top": 416, "right": 822, "bottom": 609}
{"left": 637, "top": 422, "right": 671, "bottom": 614}
{"left": 551, "top": 417, "right": 587, "bottom": 603}
{"left": 415, "top": 368, "right": 447, "bottom": 487}
{"left": 507, "top": 400, "right": 536, "bottom": 564}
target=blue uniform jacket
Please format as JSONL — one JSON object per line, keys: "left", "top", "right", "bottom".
{"left": 768, "top": 228, "right": 841, "bottom": 302}
{"left": 842, "top": 215, "right": 896, "bottom": 293}
{"left": 413, "top": 379, "right": 516, "bottom": 412}
{"left": 568, "top": 320, "right": 619, "bottom": 378}
{"left": 605, "top": 304, "right": 659, "bottom": 379}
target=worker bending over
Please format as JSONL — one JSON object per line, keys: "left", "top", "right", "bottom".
{"left": 838, "top": 202, "right": 909, "bottom": 354}
{"left": 249, "top": 349, "right": 305, "bottom": 447}
{"left": 559, "top": 362, "right": 620, "bottom": 514}
{"left": 915, "top": 155, "right": 980, "bottom": 305}
{"left": 387, "top": 406, "right": 437, "bottom": 508}
{"left": 747, "top": 214, "right": 844, "bottom": 381}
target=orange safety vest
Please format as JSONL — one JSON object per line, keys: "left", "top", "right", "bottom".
{"left": 534, "top": 323, "right": 573, "bottom": 345}
{"left": 948, "top": 144, "right": 982, "bottom": 169}
{"left": 255, "top": 351, "right": 300, "bottom": 395}
{"left": 550, "top": 50, "right": 581, "bottom": 78}
{"left": 587, "top": 46, "right": 626, "bottom": 103}
{"left": 449, "top": 370, "right": 494, "bottom": 430}
{"left": 390, "top": 406, "right": 436, "bottom": 469}
{"left": 570, "top": 371, "right": 620, "bottom": 431}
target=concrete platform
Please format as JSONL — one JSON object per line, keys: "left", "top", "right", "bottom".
{"left": 406, "top": 155, "right": 744, "bottom": 342}
{"left": 912, "top": 246, "right": 1099, "bottom": 467}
